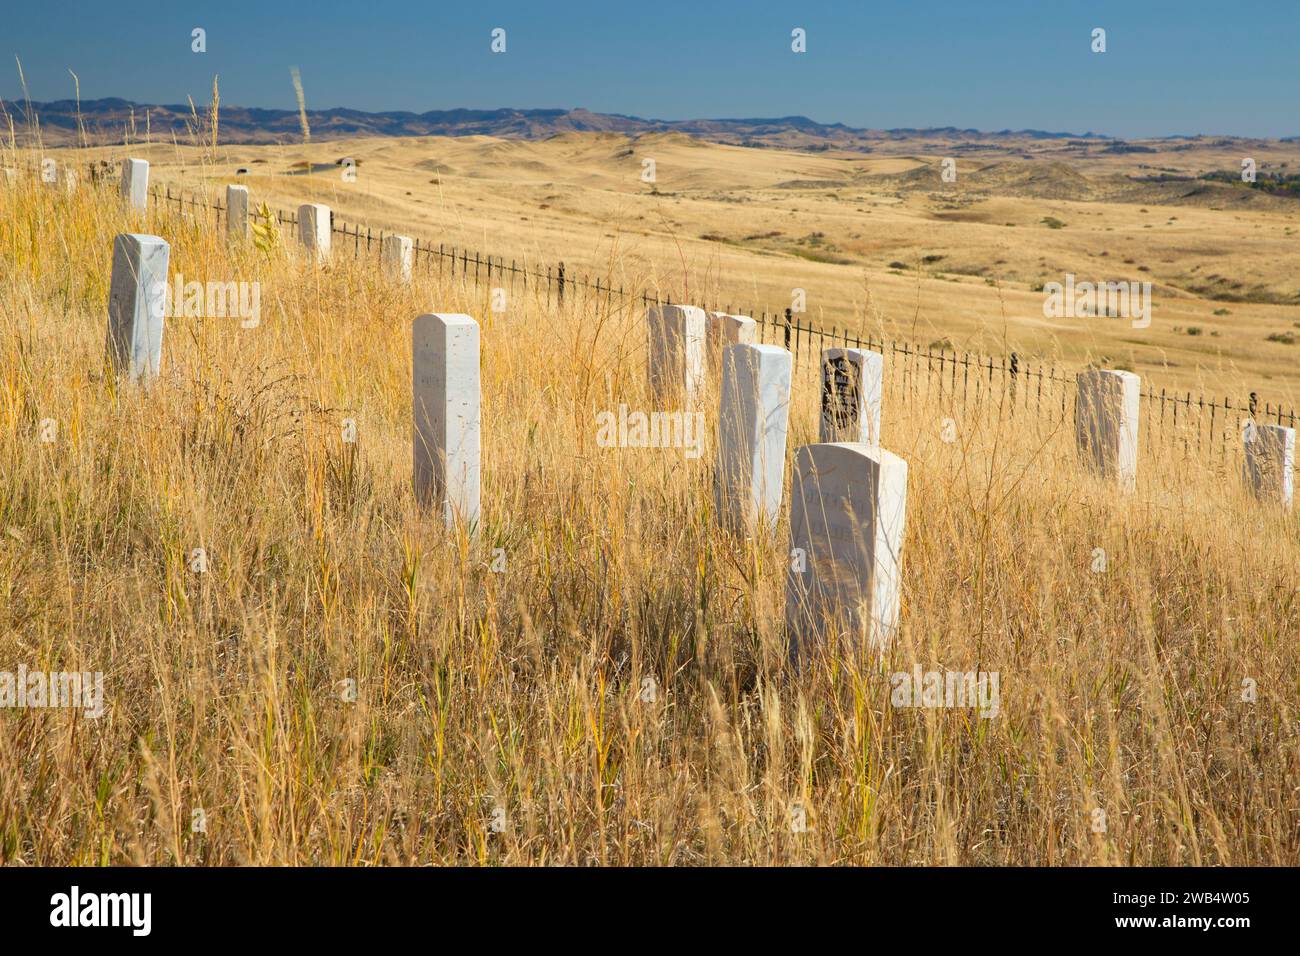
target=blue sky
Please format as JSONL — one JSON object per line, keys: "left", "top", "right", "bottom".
{"left": 3, "top": 0, "right": 1296, "bottom": 137}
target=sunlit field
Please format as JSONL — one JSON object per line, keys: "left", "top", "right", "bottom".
{"left": 45, "top": 130, "right": 1300, "bottom": 403}
{"left": 0, "top": 146, "right": 1296, "bottom": 866}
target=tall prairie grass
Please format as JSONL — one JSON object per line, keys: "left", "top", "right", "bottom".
{"left": 0, "top": 158, "right": 1296, "bottom": 866}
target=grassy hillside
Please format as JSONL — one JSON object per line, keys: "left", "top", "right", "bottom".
{"left": 1, "top": 165, "right": 1296, "bottom": 865}
{"left": 24, "top": 130, "right": 1300, "bottom": 408}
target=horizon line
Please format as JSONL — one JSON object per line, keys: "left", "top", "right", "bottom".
{"left": 3, "top": 96, "right": 1296, "bottom": 143}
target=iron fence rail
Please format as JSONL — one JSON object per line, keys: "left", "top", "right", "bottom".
{"left": 125, "top": 178, "right": 1296, "bottom": 464}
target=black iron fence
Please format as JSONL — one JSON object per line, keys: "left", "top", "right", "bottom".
{"left": 41, "top": 173, "right": 1267, "bottom": 465}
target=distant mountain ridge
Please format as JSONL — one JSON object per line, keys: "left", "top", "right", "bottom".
{"left": 3, "top": 97, "right": 1135, "bottom": 149}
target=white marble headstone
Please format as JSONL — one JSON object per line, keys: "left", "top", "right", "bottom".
{"left": 383, "top": 235, "right": 414, "bottom": 284}
{"left": 786, "top": 442, "right": 909, "bottom": 661}
{"left": 63, "top": 167, "right": 78, "bottom": 194}
{"left": 120, "top": 158, "right": 149, "bottom": 211}
{"left": 1244, "top": 422, "right": 1295, "bottom": 510}
{"left": 646, "top": 304, "right": 706, "bottom": 405}
{"left": 1075, "top": 369, "right": 1140, "bottom": 491}
{"left": 106, "top": 233, "right": 170, "bottom": 383}
{"left": 707, "top": 312, "right": 757, "bottom": 354}
{"left": 413, "top": 313, "right": 481, "bottom": 530}
{"left": 715, "top": 344, "right": 792, "bottom": 533}
{"left": 226, "top": 185, "right": 249, "bottom": 239}
{"left": 820, "top": 348, "right": 883, "bottom": 448}
{"left": 298, "top": 203, "right": 331, "bottom": 263}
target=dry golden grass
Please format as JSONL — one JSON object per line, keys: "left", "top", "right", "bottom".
{"left": 0, "top": 155, "right": 1296, "bottom": 866}
{"left": 43, "top": 131, "right": 1300, "bottom": 405}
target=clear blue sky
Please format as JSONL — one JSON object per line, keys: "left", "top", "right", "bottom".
{"left": 3, "top": 0, "right": 1296, "bottom": 137}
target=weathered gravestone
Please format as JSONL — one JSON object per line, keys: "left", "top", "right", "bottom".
{"left": 715, "top": 344, "right": 793, "bottom": 533}
{"left": 707, "top": 312, "right": 757, "bottom": 353}
{"left": 820, "top": 348, "right": 883, "bottom": 447}
{"left": 226, "top": 185, "right": 249, "bottom": 239}
{"left": 298, "top": 203, "right": 331, "bottom": 263}
{"left": 413, "top": 313, "right": 481, "bottom": 530}
{"left": 106, "top": 234, "right": 170, "bottom": 383}
{"left": 646, "top": 304, "right": 706, "bottom": 405}
{"left": 383, "top": 235, "right": 414, "bottom": 283}
{"left": 1243, "top": 422, "right": 1295, "bottom": 510}
{"left": 63, "top": 167, "right": 78, "bottom": 194}
{"left": 120, "top": 158, "right": 149, "bottom": 211}
{"left": 1075, "top": 369, "right": 1140, "bottom": 491}
{"left": 786, "top": 443, "right": 908, "bottom": 662}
